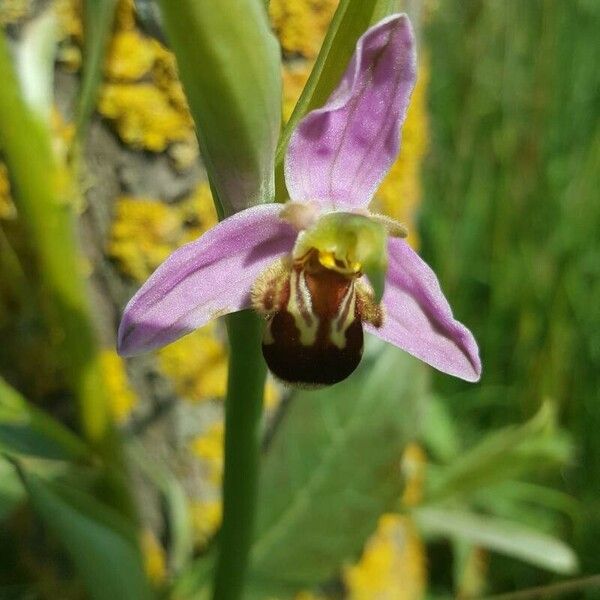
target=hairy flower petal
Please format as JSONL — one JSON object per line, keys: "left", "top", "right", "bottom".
{"left": 285, "top": 14, "right": 416, "bottom": 209}
{"left": 366, "top": 238, "right": 481, "bottom": 382}
{"left": 118, "top": 204, "right": 296, "bottom": 356}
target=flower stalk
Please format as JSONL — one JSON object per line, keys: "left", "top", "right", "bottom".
{"left": 212, "top": 311, "right": 267, "bottom": 600}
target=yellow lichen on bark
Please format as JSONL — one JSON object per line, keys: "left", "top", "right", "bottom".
{"left": 113, "top": 0, "right": 135, "bottom": 32}
{"left": 107, "top": 183, "right": 217, "bottom": 282}
{"left": 0, "top": 0, "right": 31, "bottom": 25}
{"left": 158, "top": 325, "right": 229, "bottom": 403}
{"left": 108, "top": 196, "right": 183, "bottom": 281}
{"left": 270, "top": 0, "right": 338, "bottom": 59}
{"left": 190, "top": 499, "right": 223, "bottom": 547}
{"left": 104, "top": 29, "right": 161, "bottom": 81}
{"left": 275, "top": 0, "right": 336, "bottom": 127}
{"left": 190, "top": 420, "right": 225, "bottom": 485}
{"left": 176, "top": 182, "right": 218, "bottom": 245}
{"left": 99, "top": 83, "right": 193, "bottom": 151}
{"left": 56, "top": 0, "right": 83, "bottom": 41}
{"left": 98, "top": 0, "right": 197, "bottom": 155}
{"left": 282, "top": 63, "right": 311, "bottom": 123}
{"left": 344, "top": 515, "right": 426, "bottom": 600}
{"left": 55, "top": 0, "right": 83, "bottom": 70}
{"left": 158, "top": 324, "right": 280, "bottom": 406}
{"left": 100, "top": 349, "right": 138, "bottom": 423}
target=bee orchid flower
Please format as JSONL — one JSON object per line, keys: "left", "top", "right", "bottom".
{"left": 117, "top": 14, "right": 481, "bottom": 386}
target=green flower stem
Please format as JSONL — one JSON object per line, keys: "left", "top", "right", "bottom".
{"left": 213, "top": 310, "right": 267, "bottom": 600}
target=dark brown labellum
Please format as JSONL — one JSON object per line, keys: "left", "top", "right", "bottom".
{"left": 251, "top": 249, "right": 383, "bottom": 387}
{"left": 261, "top": 261, "right": 363, "bottom": 387}
{"left": 263, "top": 310, "right": 363, "bottom": 387}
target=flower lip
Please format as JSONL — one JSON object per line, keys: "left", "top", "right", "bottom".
{"left": 253, "top": 251, "right": 372, "bottom": 387}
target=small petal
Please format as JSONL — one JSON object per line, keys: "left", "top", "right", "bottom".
{"left": 285, "top": 14, "right": 416, "bottom": 210}
{"left": 118, "top": 204, "right": 296, "bottom": 356}
{"left": 366, "top": 238, "right": 481, "bottom": 382}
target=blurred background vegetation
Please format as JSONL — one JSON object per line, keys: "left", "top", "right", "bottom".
{"left": 421, "top": 1, "right": 600, "bottom": 594}
{"left": 0, "top": 0, "right": 598, "bottom": 599}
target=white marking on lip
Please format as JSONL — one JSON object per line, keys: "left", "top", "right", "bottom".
{"left": 287, "top": 269, "right": 318, "bottom": 346}
{"left": 330, "top": 280, "right": 356, "bottom": 349}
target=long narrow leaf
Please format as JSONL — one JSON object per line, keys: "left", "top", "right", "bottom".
{"left": 75, "top": 0, "right": 118, "bottom": 141}
{"left": 415, "top": 506, "right": 578, "bottom": 575}
{"left": 128, "top": 441, "right": 193, "bottom": 573}
{"left": 0, "top": 457, "right": 23, "bottom": 520}
{"left": 18, "top": 467, "right": 153, "bottom": 600}
{"left": 157, "top": 0, "right": 281, "bottom": 217}
{"left": 0, "top": 378, "right": 88, "bottom": 461}
{"left": 427, "top": 403, "right": 573, "bottom": 501}
{"left": 0, "top": 29, "right": 111, "bottom": 445}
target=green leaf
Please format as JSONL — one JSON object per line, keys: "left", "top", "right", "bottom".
{"left": 128, "top": 441, "right": 193, "bottom": 572}
{"left": 170, "top": 550, "right": 215, "bottom": 600}
{"left": 17, "top": 466, "right": 153, "bottom": 600}
{"left": 75, "top": 0, "right": 119, "bottom": 141}
{"left": 472, "top": 480, "right": 580, "bottom": 529}
{"left": 415, "top": 506, "right": 579, "bottom": 574}
{"left": 274, "top": 0, "right": 401, "bottom": 201}
{"left": 0, "top": 457, "right": 24, "bottom": 520}
{"left": 157, "top": 0, "right": 281, "bottom": 217}
{"left": 248, "top": 339, "right": 428, "bottom": 593}
{"left": 0, "top": 378, "right": 89, "bottom": 461}
{"left": 451, "top": 538, "right": 477, "bottom": 597}
{"left": 0, "top": 28, "right": 113, "bottom": 446}
{"left": 419, "top": 394, "right": 461, "bottom": 462}
{"left": 426, "top": 403, "right": 573, "bottom": 502}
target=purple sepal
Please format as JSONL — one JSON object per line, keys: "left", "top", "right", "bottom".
{"left": 285, "top": 14, "right": 416, "bottom": 210}
{"left": 118, "top": 204, "right": 296, "bottom": 356}
{"left": 367, "top": 238, "right": 482, "bottom": 382}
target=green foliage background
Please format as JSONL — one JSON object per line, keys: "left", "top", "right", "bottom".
{"left": 421, "top": 0, "right": 600, "bottom": 592}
